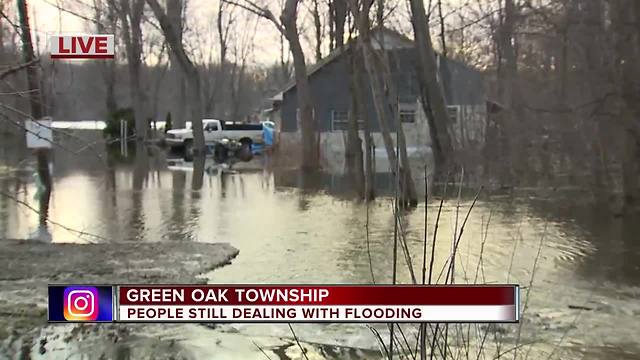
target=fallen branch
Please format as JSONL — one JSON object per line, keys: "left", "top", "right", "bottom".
{"left": 287, "top": 323, "right": 309, "bottom": 360}
{"left": 251, "top": 341, "right": 273, "bottom": 360}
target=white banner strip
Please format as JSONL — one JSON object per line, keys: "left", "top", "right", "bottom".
{"left": 49, "top": 34, "right": 115, "bottom": 58}
{"left": 119, "top": 305, "right": 516, "bottom": 322}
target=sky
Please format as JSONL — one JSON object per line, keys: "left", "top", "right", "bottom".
{"left": 27, "top": 0, "right": 285, "bottom": 64}
{"left": 24, "top": 0, "right": 474, "bottom": 65}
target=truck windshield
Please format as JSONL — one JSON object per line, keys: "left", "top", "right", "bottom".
{"left": 204, "top": 123, "right": 218, "bottom": 131}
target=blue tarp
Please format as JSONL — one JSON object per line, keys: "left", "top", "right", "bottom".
{"left": 251, "top": 143, "right": 263, "bottom": 155}
{"left": 251, "top": 126, "right": 275, "bottom": 155}
{"left": 263, "top": 125, "right": 274, "bottom": 146}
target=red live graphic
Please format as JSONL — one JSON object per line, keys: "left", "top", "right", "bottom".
{"left": 50, "top": 34, "right": 115, "bottom": 59}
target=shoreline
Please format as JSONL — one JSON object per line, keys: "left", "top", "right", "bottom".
{"left": 0, "top": 239, "right": 239, "bottom": 358}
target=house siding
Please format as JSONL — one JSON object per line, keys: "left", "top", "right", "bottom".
{"left": 281, "top": 47, "right": 484, "bottom": 133}
{"left": 278, "top": 42, "right": 486, "bottom": 169}
{"left": 281, "top": 49, "right": 382, "bottom": 133}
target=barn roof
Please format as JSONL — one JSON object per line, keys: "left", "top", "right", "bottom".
{"left": 276, "top": 27, "right": 415, "bottom": 96}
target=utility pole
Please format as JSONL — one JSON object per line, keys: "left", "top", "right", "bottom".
{"left": 17, "top": 0, "right": 52, "bottom": 222}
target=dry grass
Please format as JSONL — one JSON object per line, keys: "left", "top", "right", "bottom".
{"left": 364, "top": 168, "right": 551, "bottom": 360}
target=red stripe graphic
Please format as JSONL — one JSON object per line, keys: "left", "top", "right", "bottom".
{"left": 51, "top": 54, "right": 114, "bottom": 59}
{"left": 118, "top": 285, "right": 517, "bottom": 306}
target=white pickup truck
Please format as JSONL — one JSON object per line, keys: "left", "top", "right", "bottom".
{"left": 165, "top": 119, "right": 263, "bottom": 150}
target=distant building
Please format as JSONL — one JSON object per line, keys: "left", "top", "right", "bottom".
{"left": 272, "top": 28, "right": 487, "bottom": 169}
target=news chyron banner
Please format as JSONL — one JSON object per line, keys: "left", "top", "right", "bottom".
{"left": 49, "top": 285, "right": 519, "bottom": 323}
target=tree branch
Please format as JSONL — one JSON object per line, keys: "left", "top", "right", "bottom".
{"left": 222, "top": 0, "right": 285, "bottom": 34}
{"left": 40, "top": 0, "right": 115, "bottom": 28}
{"left": 0, "top": 58, "right": 40, "bottom": 80}
{"left": 0, "top": 8, "right": 21, "bottom": 33}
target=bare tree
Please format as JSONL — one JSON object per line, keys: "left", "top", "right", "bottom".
{"left": 149, "top": 43, "right": 169, "bottom": 121}
{"left": 166, "top": 0, "right": 187, "bottom": 128}
{"left": 408, "top": 0, "right": 455, "bottom": 178}
{"left": 610, "top": 0, "right": 640, "bottom": 210}
{"left": 338, "top": 2, "right": 368, "bottom": 200}
{"left": 329, "top": 0, "right": 347, "bottom": 50}
{"left": 94, "top": 0, "right": 118, "bottom": 114}
{"left": 204, "top": 0, "right": 232, "bottom": 116}
{"left": 310, "top": 0, "right": 322, "bottom": 61}
{"left": 348, "top": 0, "right": 417, "bottom": 205}
{"left": 282, "top": 0, "right": 319, "bottom": 169}
{"left": 346, "top": 49, "right": 365, "bottom": 199}
{"left": 111, "top": 0, "right": 147, "bottom": 141}
{"left": 16, "top": 0, "right": 51, "bottom": 221}
{"left": 225, "top": 0, "right": 319, "bottom": 170}
{"left": 228, "top": 19, "right": 257, "bottom": 122}
{"left": 147, "top": 0, "right": 205, "bottom": 153}
{"left": 349, "top": 0, "right": 396, "bottom": 181}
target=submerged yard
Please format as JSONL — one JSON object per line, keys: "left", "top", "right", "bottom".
{"left": 0, "top": 132, "right": 639, "bottom": 359}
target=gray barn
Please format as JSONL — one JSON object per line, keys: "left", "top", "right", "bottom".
{"left": 274, "top": 28, "right": 486, "bottom": 170}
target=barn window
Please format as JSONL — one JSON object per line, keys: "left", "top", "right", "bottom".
{"left": 399, "top": 103, "right": 417, "bottom": 123}
{"left": 331, "top": 110, "right": 349, "bottom": 131}
{"left": 331, "top": 110, "right": 366, "bottom": 131}
{"left": 447, "top": 105, "right": 461, "bottom": 123}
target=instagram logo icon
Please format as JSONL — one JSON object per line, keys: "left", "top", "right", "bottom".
{"left": 64, "top": 287, "right": 99, "bottom": 321}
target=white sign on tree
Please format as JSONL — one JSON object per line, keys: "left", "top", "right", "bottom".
{"left": 25, "top": 118, "right": 53, "bottom": 149}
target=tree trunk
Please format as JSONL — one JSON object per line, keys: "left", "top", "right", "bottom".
{"left": 147, "top": 0, "right": 205, "bottom": 152}
{"left": 282, "top": 0, "right": 319, "bottom": 170}
{"left": 116, "top": 0, "right": 147, "bottom": 142}
{"left": 408, "top": 0, "right": 455, "bottom": 178}
{"left": 350, "top": 1, "right": 397, "bottom": 195}
{"left": 0, "top": 1, "right": 5, "bottom": 61}
{"left": 372, "top": 3, "right": 418, "bottom": 205}
{"left": 611, "top": 0, "right": 640, "bottom": 211}
{"left": 230, "top": 61, "right": 247, "bottom": 122}
{"left": 311, "top": 0, "right": 322, "bottom": 62}
{"left": 208, "top": 1, "right": 229, "bottom": 116}
{"left": 167, "top": 0, "right": 186, "bottom": 128}
{"left": 279, "top": 32, "right": 289, "bottom": 84}
{"left": 333, "top": 0, "right": 347, "bottom": 48}
{"left": 347, "top": 51, "right": 365, "bottom": 199}
{"left": 378, "top": 49, "right": 418, "bottom": 206}
{"left": 328, "top": 1, "right": 335, "bottom": 50}
{"left": 360, "top": 32, "right": 397, "bottom": 176}
{"left": 104, "top": 70, "right": 117, "bottom": 114}
{"left": 496, "top": 0, "right": 519, "bottom": 182}
{"left": 16, "top": 0, "right": 41, "bottom": 120}
{"left": 97, "top": 0, "right": 118, "bottom": 115}
{"left": 353, "top": 50, "right": 375, "bottom": 199}
{"left": 17, "top": 0, "right": 51, "bottom": 219}
{"left": 350, "top": 1, "right": 416, "bottom": 205}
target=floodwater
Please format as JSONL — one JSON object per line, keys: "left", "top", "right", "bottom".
{"left": 1, "top": 127, "right": 639, "bottom": 359}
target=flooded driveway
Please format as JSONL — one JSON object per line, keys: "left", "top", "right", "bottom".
{"left": 1, "top": 130, "right": 639, "bottom": 359}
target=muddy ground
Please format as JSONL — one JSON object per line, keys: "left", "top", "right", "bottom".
{"left": 0, "top": 239, "right": 239, "bottom": 359}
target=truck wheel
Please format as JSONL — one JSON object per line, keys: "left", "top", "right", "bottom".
{"left": 237, "top": 146, "right": 253, "bottom": 162}
{"left": 239, "top": 138, "right": 252, "bottom": 151}
{"left": 183, "top": 140, "right": 194, "bottom": 162}
{"left": 214, "top": 144, "right": 229, "bottom": 163}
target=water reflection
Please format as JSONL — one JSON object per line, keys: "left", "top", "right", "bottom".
{"left": 524, "top": 193, "right": 640, "bottom": 286}
{"left": 192, "top": 155, "right": 205, "bottom": 191}
{"left": 1, "top": 133, "right": 639, "bottom": 358}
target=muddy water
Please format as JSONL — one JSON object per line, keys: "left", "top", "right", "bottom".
{"left": 1, "top": 132, "right": 639, "bottom": 359}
